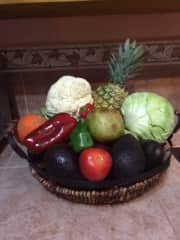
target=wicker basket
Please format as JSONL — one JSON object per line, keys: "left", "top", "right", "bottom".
{"left": 31, "top": 168, "right": 166, "bottom": 204}
{"left": 29, "top": 143, "right": 171, "bottom": 205}
{"left": 7, "top": 131, "right": 172, "bottom": 205}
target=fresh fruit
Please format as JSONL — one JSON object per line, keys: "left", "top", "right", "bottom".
{"left": 111, "top": 134, "right": 145, "bottom": 179}
{"left": 79, "top": 148, "right": 112, "bottom": 182}
{"left": 93, "top": 39, "right": 144, "bottom": 110}
{"left": 93, "top": 84, "right": 128, "bottom": 110}
{"left": 142, "top": 140, "right": 164, "bottom": 170}
{"left": 23, "top": 113, "right": 77, "bottom": 154}
{"left": 79, "top": 103, "right": 94, "bottom": 119}
{"left": 87, "top": 109, "right": 124, "bottom": 142}
{"left": 43, "top": 143, "right": 81, "bottom": 179}
{"left": 16, "top": 114, "right": 46, "bottom": 143}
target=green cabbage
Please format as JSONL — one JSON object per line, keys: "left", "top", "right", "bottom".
{"left": 121, "top": 92, "right": 176, "bottom": 143}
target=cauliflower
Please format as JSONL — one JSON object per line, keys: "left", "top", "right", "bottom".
{"left": 45, "top": 75, "right": 93, "bottom": 117}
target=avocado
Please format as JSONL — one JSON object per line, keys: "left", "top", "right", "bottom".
{"left": 43, "top": 143, "right": 81, "bottom": 180}
{"left": 142, "top": 140, "right": 164, "bottom": 170}
{"left": 111, "top": 134, "right": 145, "bottom": 180}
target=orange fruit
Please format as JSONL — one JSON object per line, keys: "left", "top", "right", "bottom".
{"left": 16, "top": 114, "right": 46, "bottom": 143}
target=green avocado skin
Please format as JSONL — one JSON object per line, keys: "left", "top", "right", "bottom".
{"left": 111, "top": 134, "right": 145, "bottom": 180}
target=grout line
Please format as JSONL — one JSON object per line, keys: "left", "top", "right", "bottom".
{"left": 0, "top": 151, "right": 28, "bottom": 176}
{"left": 4, "top": 150, "right": 15, "bottom": 166}
{"left": 0, "top": 166, "right": 28, "bottom": 169}
{"left": 0, "top": 150, "right": 15, "bottom": 178}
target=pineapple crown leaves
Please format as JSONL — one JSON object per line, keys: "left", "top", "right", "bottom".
{"left": 109, "top": 38, "right": 144, "bottom": 87}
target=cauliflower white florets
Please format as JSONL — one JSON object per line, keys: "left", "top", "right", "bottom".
{"left": 45, "top": 75, "right": 93, "bottom": 117}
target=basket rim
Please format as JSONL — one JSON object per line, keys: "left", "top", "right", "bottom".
{"left": 31, "top": 167, "right": 166, "bottom": 205}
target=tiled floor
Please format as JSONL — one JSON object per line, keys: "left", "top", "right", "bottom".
{"left": 0, "top": 132, "right": 180, "bottom": 240}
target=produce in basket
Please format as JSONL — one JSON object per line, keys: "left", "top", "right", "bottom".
{"left": 42, "top": 75, "right": 93, "bottom": 119}
{"left": 70, "top": 119, "right": 94, "bottom": 153}
{"left": 14, "top": 39, "right": 176, "bottom": 186}
{"left": 121, "top": 92, "right": 176, "bottom": 143}
{"left": 110, "top": 134, "right": 146, "bottom": 179}
{"left": 43, "top": 143, "right": 81, "bottom": 180}
{"left": 87, "top": 109, "right": 124, "bottom": 142}
{"left": 79, "top": 147, "right": 112, "bottom": 182}
{"left": 16, "top": 114, "right": 46, "bottom": 143}
{"left": 93, "top": 39, "right": 144, "bottom": 110}
{"left": 142, "top": 140, "right": 165, "bottom": 171}
{"left": 23, "top": 113, "right": 77, "bottom": 154}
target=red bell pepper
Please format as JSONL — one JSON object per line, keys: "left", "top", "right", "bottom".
{"left": 79, "top": 103, "right": 94, "bottom": 119}
{"left": 23, "top": 113, "right": 77, "bottom": 154}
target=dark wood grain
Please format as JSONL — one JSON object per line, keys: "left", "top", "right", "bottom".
{"left": 1, "top": 0, "right": 180, "bottom": 18}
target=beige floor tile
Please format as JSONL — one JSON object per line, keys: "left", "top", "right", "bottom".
{"left": 0, "top": 166, "right": 36, "bottom": 190}
{"left": 6, "top": 149, "right": 29, "bottom": 168}
{"left": 0, "top": 145, "right": 14, "bottom": 168}
{"left": 155, "top": 160, "right": 180, "bottom": 239}
{"left": 0, "top": 144, "right": 180, "bottom": 239}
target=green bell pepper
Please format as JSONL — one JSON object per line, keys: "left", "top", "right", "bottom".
{"left": 70, "top": 119, "right": 94, "bottom": 153}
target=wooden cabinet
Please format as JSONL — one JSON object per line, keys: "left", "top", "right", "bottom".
{"left": 0, "top": 0, "right": 180, "bottom": 18}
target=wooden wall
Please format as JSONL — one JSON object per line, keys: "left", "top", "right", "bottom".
{"left": 1, "top": 13, "right": 180, "bottom": 48}
{"left": 1, "top": 12, "right": 180, "bottom": 118}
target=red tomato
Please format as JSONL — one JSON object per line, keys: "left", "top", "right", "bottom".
{"left": 79, "top": 148, "right": 112, "bottom": 182}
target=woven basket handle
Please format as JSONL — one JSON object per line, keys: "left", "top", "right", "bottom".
{"left": 170, "top": 112, "right": 180, "bottom": 163}
{"left": 174, "top": 111, "right": 180, "bottom": 134}
{"left": 168, "top": 111, "right": 180, "bottom": 144}
{"left": 7, "top": 132, "right": 29, "bottom": 160}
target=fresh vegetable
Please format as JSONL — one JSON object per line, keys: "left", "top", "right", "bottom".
{"left": 121, "top": 92, "right": 176, "bottom": 143}
{"left": 23, "top": 113, "right": 77, "bottom": 154}
{"left": 40, "top": 106, "right": 54, "bottom": 119}
{"left": 43, "top": 143, "right": 81, "bottom": 179}
{"left": 79, "top": 103, "right": 94, "bottom": 119}
{"left": 16, "top": 114, "right": 46, "bottom": 143}
{"left": 45, "top": 75, "right": 93, "bottom": 118}
{"left": 111, "top": 134, "right": 145, "bottom": 179}
{"left": 79, "top": 148, "right": 112, "bottom": 182}
{"left": 142, "top": 140, "right": 164, "bottom": 170}
{"left": 87, "top": 109, "right": 124, "bottom": 142}
{"left": 70, "top": 119, "right": 94, "bottom": 153}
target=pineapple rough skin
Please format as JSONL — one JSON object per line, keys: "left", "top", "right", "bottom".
{"left": 93, "top": 84, "right": 128, "bottom": 110}
{"left": 93, "top": 39, "right": 144, "bottom": 111}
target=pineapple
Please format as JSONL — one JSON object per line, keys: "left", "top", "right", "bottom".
{"left": 94, "top": 39, "right": 144, "bottom": 110}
